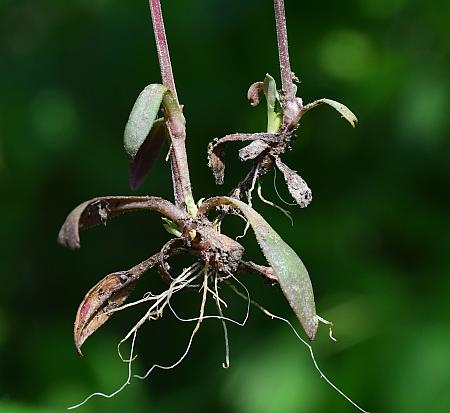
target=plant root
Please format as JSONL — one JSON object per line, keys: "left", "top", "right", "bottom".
{"left": 257, "top": 178, "right": 293, "bottom": 225}
{"left": 227, "top": 280, "right": 369, "bottom": 413}
{"left": 67, "top": 331, "right": 138, "bottom": 410}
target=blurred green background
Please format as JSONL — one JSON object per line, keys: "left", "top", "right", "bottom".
{"left": 1, "top": 0, "right": 450, "bottom": 412}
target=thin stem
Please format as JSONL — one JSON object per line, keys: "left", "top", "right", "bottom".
{"left": 274, "top": 0, "right": 294, "bottom": 100}
{"left": 149, "top": 0, "right": 178, "bottom": 102}
{"left": 148, "top": 0, "right": 194, "bottom": 211}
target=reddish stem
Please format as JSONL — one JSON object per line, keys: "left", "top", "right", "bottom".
{"left": 274, "top": 0, "right": 294, "bottom": 100}
{"left": 149, "top": 0, "right": 178, "bottom": 102}
{"left": 148, "top": 0, "right": 194, "bottom": 211}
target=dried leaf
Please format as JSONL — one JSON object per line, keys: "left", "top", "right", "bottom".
{"left": 58, "top": 196, "right": 185, "bottom": 250}
{"left": 205, "top": 197, "right": 318, "bottom": 340}
{"left": 74, "top": 254, "right": 159, "bottom": 354}
{"left": 208, "top": 145, "right": 226, "bottom": 185}
{"left": 239, "top": 140, "right": 270, "bottom": 161}
{"left": 124, "top": 84, "right": 168, "bottom": 160}
{"left": 275, "top": 158, "right": 312, "bottom": 208}
{"left": 208, "top": 133, "right": 278, "bottom": 184}
{"left": 247, "top": 81, "right": 264, "bottom": 106}
{"left": 238, "top": 260, "right": 278, "bottom": 284}
{"left": 129, "top": 118, "right": 166, "bottom": 190}
{"left": 303, "top": 98, "right": 358, "bottom": 127}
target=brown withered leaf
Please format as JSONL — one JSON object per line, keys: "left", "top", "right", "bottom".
{"left": 275, "top": 158, "right": 312, "bottom": 208}
{"left": 74, "top": 253, "right": 159, "bottom": 355}
{"left": 158, "top": 237, "right": 186, "bottom": 284}
{"left": 208, "top": 133, "right": 278, "bottom": 184}
{"left": 238, "top": 260, "right": 278, "bottom": 284}
{"left": 247, "top": 81, "right": 264, "bottom": 106}
{"left": 239, "top": 140, "right": 270, "bottom": 162}
{"left": 58, "top": 196, "right": 185, "bottom": 250}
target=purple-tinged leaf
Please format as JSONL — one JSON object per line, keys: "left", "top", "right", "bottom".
{"left": 129, "top": 118, "right": 166, "bottom": 190}
{"left": 124, "top": 84, "right": 168, "bottom": 160}
{"left": 247, "top": 81, "right": 264, "bottom": 106}
{"left": 200, "top": 197, "right": 318, "bottom": 340}
{"left": 275, "top": 157, "right": 312, "bottom": 208}
{"left": 74, "top": 254, "right": 158, "bottom": 355}
{"left": 58, "top": 196, "right": 185, "bottom": 250}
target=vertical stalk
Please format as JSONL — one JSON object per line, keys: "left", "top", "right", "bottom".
{"left": 148, "top": 0, "right": 195, "bottom": 213}
{"left": 149, "top": 0, "right": 178, "bottom": 102}
{"left": 274, "top": 0, "right": 294, "bottom": 101}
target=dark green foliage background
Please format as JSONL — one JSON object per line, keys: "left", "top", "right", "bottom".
{"left": 1, "top": 0, "right": 449, "bottom": 412}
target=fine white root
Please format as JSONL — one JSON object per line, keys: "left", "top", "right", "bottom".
{"left": 165, "top": 273, "right": 252, "bottom": 370}
{"left": 67, "top": 266, "right": 253, "bottom": 410}
{"left": 237, "top": 165, "right": 259, "bottom": 240}
{"left": 191, "top": 265, "right": 209, "bottom": 337}
{"left": 215, "top": 274, "right": 230, "bottom": 368}
{"left": 134, "top": 267, "right": 210, "bottom": 381}
{"left": 165, "top": 143, "right": 172, "bottom": 162}
{"left": 67, "top": 331, "right": 138, "bottom": 410}
{"left": 68, "top": 268, "right": 360, "bottom": 412}
{"left": 167, "top": 273, "right": 251, "bottom": 328}
{"left": 317, "top": 315, "right": 337, "bottom": 342}
{"left": 246, "top": 164, "right": 259, "bottom": 209}
{"left": 118, "top": 265, "right": 203, "bottom": 348}
{"left": 108, "top": 262, "right": 201, "bottom": 316}
{"left": 257, "top": 178, "right": 293, "bottom": 225}
{"left": 68, "top": 264, "right": 205, "bottom": 409}
{"left": 207, "top": 285, "right": 228, "bottom": 309}
{"left": 273, "top": 167, "right": 297, "bottom": 206}
{"left": 227, "top": 282, "right": 370, "bottom": 413}
{"left": 236, "top": 221, "right": 250, "bottom": 240}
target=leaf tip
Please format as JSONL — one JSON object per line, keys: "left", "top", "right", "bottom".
{"left": 322, "top": 98, "right": 358, "bottom": 128}
{"left": 306, "top": 317, "right": 319, "bottom": 341}
{"left": 57, "top": 227, "right": 81, "bottom": 250}
{"left": 75, "top": 343, "right": 84, "bottom": 357}
{"left": 247, "top": 81, "right": 264, "bottom": 107}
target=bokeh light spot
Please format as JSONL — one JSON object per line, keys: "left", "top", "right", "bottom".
{"left": 357, "top": 0, "right": 407, "bottom": 19}
{"left": 30, "top": 89, "right": 78, "bottom": 149}
{"left": 319, "top": 29, "right": 375, "bottom": 82}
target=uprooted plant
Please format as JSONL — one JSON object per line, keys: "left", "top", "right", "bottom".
{"left": 58, "top": 0, "right": 367, "bottom": 411}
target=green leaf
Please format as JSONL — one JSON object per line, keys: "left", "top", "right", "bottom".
{"left": 263, "top": 74, "right": 278, "bottom": 112}
{"left": 210, "top": 196, "right": 318, "bottom": 340}
{"left": 124, "top": 84, "right": 168, "bottom": 160}
{"left": 161, "top": 217, "right": 182, "bottom": 237}
{"left": 303, "top": 98, "right": 358, "bottom": 127}
{"left": 264, "top": 74, "right": 283, "bottom": 133}
{"left": 321, "top": 98, "right": 358, "bottom": 127}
